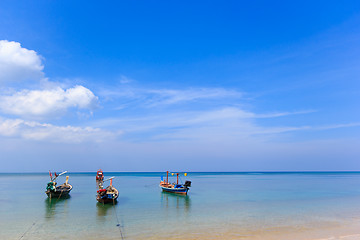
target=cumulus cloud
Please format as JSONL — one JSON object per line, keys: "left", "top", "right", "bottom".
{"left": 0, "top": 40, "right": 44, "bottom": 83}
{"left": 0, "top": 85, "right": 99, "bottom": 118}
{"left": 0, "top": 117, "right": 116, "bottom": 143}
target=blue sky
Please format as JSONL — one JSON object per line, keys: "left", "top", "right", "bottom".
{"left": 0, "top": 1, "right": 360, "bottom": 172}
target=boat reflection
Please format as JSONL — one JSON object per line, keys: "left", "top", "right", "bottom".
{"left": 160, "top": 191, "right": 191, "bottom": 214}
{"left": 44, "top": 195, "right": 71, "bottom": 219}
{"left": 96, "top": 201, "right": 117, "bottom": 222}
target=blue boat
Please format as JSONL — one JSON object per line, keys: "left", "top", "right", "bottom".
{"left": 96, "top": 170, "right": 118, "bottom": 204}
{"left": 159, "top": 171, "right": 191, "bottom": 195}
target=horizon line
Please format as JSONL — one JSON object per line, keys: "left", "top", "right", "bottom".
{"left": 1, "top": 170, "right": 360, "bottom": 174}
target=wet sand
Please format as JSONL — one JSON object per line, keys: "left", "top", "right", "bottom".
{"left": 125, "top": 219, "right": 360, "bottom": 240}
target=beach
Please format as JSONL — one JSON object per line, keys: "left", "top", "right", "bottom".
{"left": 1, "top": 172, "right": 360, "bottom": 240}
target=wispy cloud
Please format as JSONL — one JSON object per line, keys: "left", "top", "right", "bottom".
{"left": 91, "top": 105, "right": 360, "bottom": 143}
{"left": 0, "top": 117, "right": 117, "bottom": 143}
{"left": 88, "top": 107, "right": 298, "bottom": 141}
{"left": 254, "top": 110, "right": 317, "bottom": 118}
{"left": 313, "top": 122, "right": 360, "bottom": 131}
{"left": 98, "top": 86, "right": 243, "bottom": 107}
{"left": 145, "top": 88, "right": 242, "bottom": 106}
{"left": 119, "top": 75, "right": 133, "bottom": 84}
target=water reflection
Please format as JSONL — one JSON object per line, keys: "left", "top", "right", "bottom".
{"left": 96, "top": 201, "right": 119, "bottom": 224}
{"left": 44, "top": 195, "right": 71, "bottom": 219}
{"left": 96, "top": 202, "right": 116, "bottom": 215}
{"left": 160, "top": 191, "right": 191, "bottom": 214}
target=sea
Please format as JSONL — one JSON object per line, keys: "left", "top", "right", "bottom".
{"left": 1, "top": 172, "right": 360, "bottom": 240}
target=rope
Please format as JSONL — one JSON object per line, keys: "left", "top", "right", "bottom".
{"left": 18, "top": 199, "right": 50, "bottom": 239}
{"left": 55, "top": 190, "right": 64, "bottom": 203}
{"left": 112, "top": 200, "right": 125, "bottom": 240}
{"left": 178, "top": 175, "right": 184, "bottom": 184}
{"left": 21, "top": 218, "right": 46, "bottom": 240}
{"left": 19, "top": 185, "right": 69, "bottom": 239}
{"left": 18, "top": 221, "right": 38, "bottom": 240}
{"left": 20, "top": 189, "right": 66, "bottom": 239}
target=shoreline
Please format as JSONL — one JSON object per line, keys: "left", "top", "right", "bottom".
{"left": 6, "top": 221, "right": 360, "bottom": 240}
{"left": 126, "top": 221, "right": 360, "bottom": 240}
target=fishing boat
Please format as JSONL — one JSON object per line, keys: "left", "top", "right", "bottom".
{"left": 45, "top": 171, "right": 72, "bottom": 198}
{"left": 96, "top": 169, "right": 119, "bottom": 204}
{"left": 159, "top": 171, "right": 191, "bottom": 195}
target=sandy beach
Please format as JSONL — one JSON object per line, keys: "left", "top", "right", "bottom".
{"left": 62, "top": 220, "right": 360, "bottom": 240}
{"left": 125, "top": 219, "right": 360, "bottom": 240}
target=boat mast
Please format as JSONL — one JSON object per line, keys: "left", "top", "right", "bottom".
{"left": 176, "top": 173, "right": 179, "bottom": 184}
{"left": 166, "top": 171, "right": 169, "bottom": 184}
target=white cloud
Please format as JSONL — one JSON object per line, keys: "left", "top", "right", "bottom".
{"left": 0, "top": 40, "right": 44, "bottom": 83}
{"left": 0, "top": 117, "right": 116, "bottom": 143}
{"left": 0, "top": 85, "right": 99, "bottom": 118}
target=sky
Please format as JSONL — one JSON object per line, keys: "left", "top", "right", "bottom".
{"left": 0, "top": 0, "right": 360, "bottom": 172}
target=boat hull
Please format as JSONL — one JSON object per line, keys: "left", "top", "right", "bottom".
{"left": 160, "top": 186, "right": 188, "bottom": 195}
{"left": 96, "top": 196, "right": 118, "bottom": 204}
{"left": 46, "top": 185, "right": 72, "bottom": 198}
{"left": 96, "top": 187, "right": 119, "bottom": 204}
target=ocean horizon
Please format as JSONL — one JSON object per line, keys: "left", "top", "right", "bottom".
{"left": 2, "top": 171, "right": 360, "bottom": 174}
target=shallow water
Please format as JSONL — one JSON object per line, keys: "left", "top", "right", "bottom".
{"left": 1, "top": 172, "right": 360, "bottom": 239}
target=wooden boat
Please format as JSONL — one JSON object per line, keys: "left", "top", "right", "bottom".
{"left": 96, "top": 170, "right": 119, "bottom": 204}
{"left": 45, "top": 171, "right": 72, "bottom": 198}
{"left": 160, "top": 171, "right": 191, "bottom": 195}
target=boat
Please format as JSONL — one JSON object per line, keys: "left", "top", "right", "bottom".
{"left": 96, "top": 169, "right": 119, "bottom": 204}
{"left": 159, "top": 171, "right": 191, "bottom": 195}
{"left": 45, "top": 171, "right": 72, "bottom": 198}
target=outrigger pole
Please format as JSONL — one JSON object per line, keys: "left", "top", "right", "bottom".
{"left": 103, "top": 176, "right": 115, "bottom": 187}
{"left": 103, "top": 176, "right": 114, "bottom": 182}
{"left": 57, "top": 171, "right": 68, "bottom": 177}
{"left": 49, "top": 170, "right": 67, "bottom": 181}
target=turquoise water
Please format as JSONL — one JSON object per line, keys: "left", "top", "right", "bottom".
{"left": 1, "top": 172, "right": 360, "bottom": 239}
